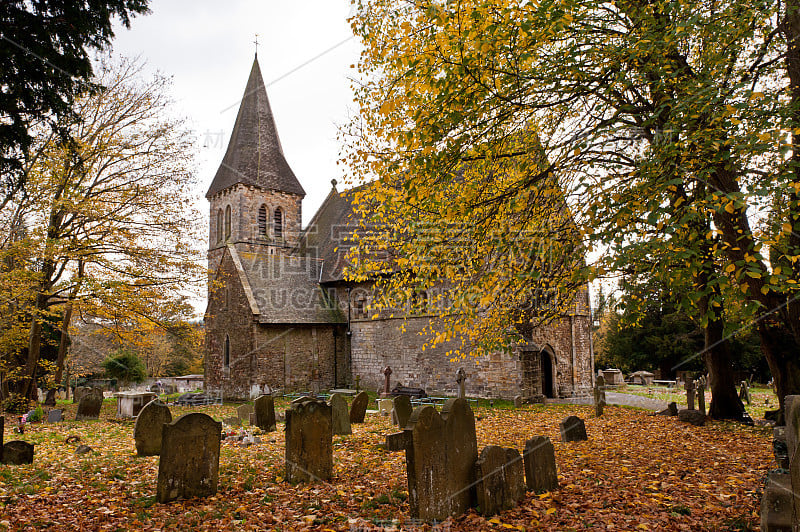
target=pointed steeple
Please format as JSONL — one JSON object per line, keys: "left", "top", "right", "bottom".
{"left": 206, "top": 57, "right": 306, "bottom": 198}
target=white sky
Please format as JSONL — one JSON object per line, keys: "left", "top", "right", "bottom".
{"left": 109, "top": 0, "right": 361, "bottom": 226}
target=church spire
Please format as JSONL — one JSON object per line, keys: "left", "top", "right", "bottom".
{"left": 206, "top": 56, "right": 306, "bottom": 198}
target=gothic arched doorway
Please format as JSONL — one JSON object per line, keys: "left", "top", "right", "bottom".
{"left": 540, "top": 350, "right": 555, "bottom": 398}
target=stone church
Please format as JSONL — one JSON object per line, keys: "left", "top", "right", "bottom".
{"left": 204, "top": 57, "right": 595, "bottom": 400}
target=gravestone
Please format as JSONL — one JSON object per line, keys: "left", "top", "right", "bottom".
{"left": 559, "top": 416, "right": 588, "bottom": 442}
{"left": 157, "top": 413, "right": 221, "bottom": 503}
{"left": 514, "top": 395, "right": 523, "bottom": 408}
{"left": 393, "top": 395, "right": 413, "bottom": 429}
{"left": 134, "top": 400, "right": 172, "bottom": 456}
{"left": 377, "top": 398, "right": 393, "bottom": 416}
{"left": 47, "top": 409, "right": 63, "bottom": 423}
{"left": 285, "top": 399, "right": 332, "bottom": 483}
{"left": 774, "top": 426, "right": 789, "bottom": 469}
{"left": 405, "top": 398, "right": 478, "bottom": 521}
{"left": 523, "top": 436, "right": 558, "bottom": 493}
{"left": 350, "top": 391, "right": 369, "bottom": 424}
{"left": 254, "top": 394, "right": 276, "bottom": 432}
{"left": 380, "top": 366, "right": 393, "bottom": 398}
{"left": 237, "top": 404, "right": 254, "bottom": 423}
{"left": 223, "top": 416, "right": 241, "bottom": 427}
{"left": 696, "top": 379, "right": 706, "bottom": 416}
{"left": 593, "top": 375, "right": 606, "bottom": 417}
{"left": 456, "top": 367, "right": 466, "bottom": 399}
{"left": 73, "top": 386, "right": 91, "bottom": 404}
{"left": 76, "top": 387, "right": 104, "bottom": 420}
{"left": 677, "top": 409, "right": 706, "bottom": 426}
{"left": 739, "top": 381, "right": 751, "bottom": 405}
{"left": 474, "top": 445, "right": 526, "bottom": 515}
{"left": 329, "top": 393, "right": 352, "bottom": 435}
{"left": 761, "top": 471, "right": 792, "bottom": 531}
{"left": 685, "top": 378, "right": 695, "bottom": 411}
{"left": 2, "top": 440, "right": 34, "bottom": 465}
{"left": 657, "top": 402, "right": 678, "bottom": 416}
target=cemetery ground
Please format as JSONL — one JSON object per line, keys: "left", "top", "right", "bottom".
{"left": 0, "top": 396, "right": 772, "bottom": 531}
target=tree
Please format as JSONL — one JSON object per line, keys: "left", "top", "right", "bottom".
{"left": 102, "top": 349, "right": 145, "bottom": 386}
{"left": 0, "top": 0, "right": 150, "bottom": 204}
{"left": 0, "top": 57, "right": 202, "bottom": 409}
{"left": 346, "top": 0, "right": 798, "bottom": 418}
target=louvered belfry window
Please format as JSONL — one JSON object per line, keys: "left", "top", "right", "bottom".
{"left": 258, "top": 205, "right": 268, "bottom": 237}
{"left": 274, "top": 208, "right": 283, "bottom": 239}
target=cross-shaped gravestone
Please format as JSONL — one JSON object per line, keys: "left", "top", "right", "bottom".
{"left": 456, "top": 368, "right": 466, "bottom": 399}
{"left": 380, "top": 366, "right": 393, "bottom": 398}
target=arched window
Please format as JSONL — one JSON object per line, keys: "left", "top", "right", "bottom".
{"left": 224, "top": 335, "right": 230, "bottom": 369}
{"left": 224, "top": 205, "right": 231, "bottom": 240}
{"left": 258, "top": 205, "right": 268, "bottom": 237}
{"left": 216, "top": 209, "right": 223, "bottom": 243}
{"left": 273, "top": 207, "right": 283, "bottom": 239}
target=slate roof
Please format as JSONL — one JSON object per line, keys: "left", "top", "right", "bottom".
{"left": 225, "top": 245, "right": 345, "bottom": 325}
{"left": 206, "top": 57, "right": 306, "bottom": 198}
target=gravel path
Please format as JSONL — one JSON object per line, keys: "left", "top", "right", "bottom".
{"left": 548, "top": 392, "right": 668, "bottom": 411}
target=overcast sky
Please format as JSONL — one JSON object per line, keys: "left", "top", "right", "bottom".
{"left": 109, "top": 0, "right": 361, "bottom": 226}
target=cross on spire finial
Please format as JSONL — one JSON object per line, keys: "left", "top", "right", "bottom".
{"left": 254, "top": 33, "right": 259, "bottom": 57}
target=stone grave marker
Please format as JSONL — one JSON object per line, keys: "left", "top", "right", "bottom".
{"left": 73, "top": 386, "right": 91, "bottom": 404}
{"left": 329, "top": 393, "right": 352, "bottom": 435}
{"left": 377, "top": 398, "right": 393, "bottom": 416}
{"left": 237, "top": 404, "right": 254, "bottom": 423}
{"left": 76, "top": 387, "right": 104, "bottom": 420}
{"left": 157, "top": 413, "right": 221, "bottom": 503}
{"left": 523, "top": 436, "right": 558, "bottom": 493}
{"left": 677, "top": 409, "right": 705, "bottom": 426}
{"left": 407, "top": 398, "right": 478, "bottom": 521}
{"left": 514, "top": 395, "right": 523, "bottom": 408}
{"left": 392, "top": 395, "right": 413, "bottom": 429}
{"left": 285, "top": 398, "right": 332, "bottom": 483}
{"left": 593, "top": 375, "right": 606, "bottom": 417}
{"left": 696, "top": 378, "right": 706, "bottom": 416}
{"left": 254, "top": 394, "right": 276, "bottom": 432}
{"left": 762, "top": 470, "right": 792, "bottom": 531}
{"left": 657, "top": 402, "right": 678, "bottom": 416}
{"left": 456, "top": 367, "right": 466, "bottom": 399}
{"left": 474, "top": 445, "right": 525, "bottom": 516}
{"left": 774, "top": 426, "right": 789, "bottom": 469}
{"left": 47, "top": 409, "right": 63, "bottom": 423}
{"left": 350, "top": 391, "right": 369, "bottom": 424}
{"left": 380, "top": 366, "right": 392, "bottom": 398}
{"left": 2, "top": 440, "right": 34, "bottom": 465}
{"left": 134, "top": 400, "right": 172, "bottom": 456}
{"left": 223, "top": 416, "right": 241, "bottom": 427}
{"left": 739, "top": 381, "right": 751, "bottom": 405}
{"left": 685, "top": 378, "right": 695, "bottom": 411}
{"left": 559, "top": 416, "right": 588, "bottom": 442}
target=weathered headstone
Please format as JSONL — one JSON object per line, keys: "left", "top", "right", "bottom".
{"left": 696, "top": 379, "right": 706, "bottom": 416}
{"left": 514, "top": 395, "right": 523, "bottom": 408}
{"left": 47, "top": 409, "right": 63, "bottom": 423}
{"left": 236, "top": 404, "right": 254, "bottom": 423}
{"left": 559, "top": 416, "right": 587, "bottom": 442}
{"left": 329, "top": 393, "right": 352, "bottom": 435}
{"left": 1, "top": 440, "right": 34, "bottom": 465}
{"left": 656, "top": 401, "right": 678, "bottom": 416}
{"left": 76, "top": 387, "right": 103, "bottom": 420}
{"left": 456, "top": 367, "right": 466, "bottom": 399}
{"left": 474, "top": 445, "right": 525, "bottom": 515}
{"left": 380, "top": 366, "right": 393, "bottom": 398}
{"left": 254, "top": 394, "right": 276, "bottom": 432}
{"left": 393, "top": 395, "right": 413, "bottom": 429}
{"left": 774, "top": 426, "right": 789, "bottom": 469}
{"left": 593, "top": 375, "right": 606, "bottom": 417}
{"left": 739, "top": 381, "right": 751, "bottom": 405}
{"left": 350, "top": 391, "right": 369, "bottom": 424}
{"left": 377, "top": 398, "right": 393, "bottom": 415}
{"left": 223, "top": 416, "right": 241, "bottom": 427}
{"left": 75, "top": 444, "right": 93, "bottom": 455}
{"left": 134, "top": 400, "right": 172, "bottom": 456}
{"left": 406, "top": 398, "right": 478, "bottom": 521}
{"left": 73, "top": 386, "right": 91, "bottom": 404}
{"left": 523, "top": 436, "right": 558, "bottom": 493}
{"left": 677, "top": 409, "right": 706, "bottom": 426}
{"left": 785, "top": 395, "right": 800, "bottom": 461}
{"left": 685, "top": 378, "right": 695, "bottom": 411}
{"left": 285, "top": 399, "right": 332, "bottom": 483}
{"left": 762, "top": 471, "right": 792, "bottom": 531}
{"left": 157, "top": 413, "right": 221, "bottom": 503}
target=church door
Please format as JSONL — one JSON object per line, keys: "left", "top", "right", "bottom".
{"left": 540, "top": 351, "right": 554, "bottom": 398}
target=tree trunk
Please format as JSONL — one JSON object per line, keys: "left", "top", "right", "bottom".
{"left": 20, "top": 292, "right": 47, "bottom": 402}
{"left": 758, "top": 321, "right": 800, "bottom": 424}
{"left": 44, "top": 301, "right": 73, "bottom": 406}
{"left": 704, "top": 311, "right": 747, "bottom": 420}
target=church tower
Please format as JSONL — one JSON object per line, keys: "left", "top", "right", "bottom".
{"left": 206, "top": 56, "right": 305, "bottom": 274}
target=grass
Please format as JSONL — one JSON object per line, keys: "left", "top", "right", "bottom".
{"left": 619, "top": 383, "right": 776, "bottom": 419}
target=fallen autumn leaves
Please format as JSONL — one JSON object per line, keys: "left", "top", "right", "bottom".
{"left": 0, "top": 400, "right": 770, "bottom": 531}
